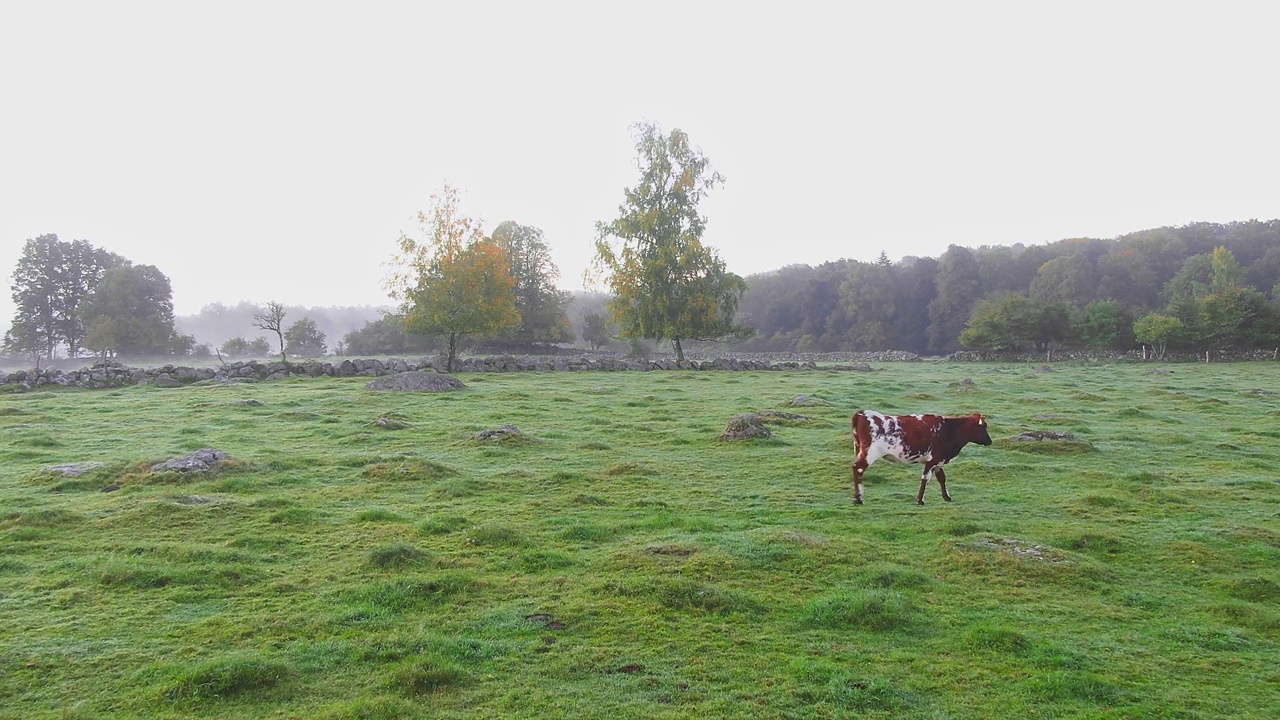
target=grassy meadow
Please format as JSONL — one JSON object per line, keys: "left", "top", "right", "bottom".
{"left": 2, "top": 361, "right": 1278, "bottom": 719}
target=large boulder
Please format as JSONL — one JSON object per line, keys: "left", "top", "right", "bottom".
{"left": 365, "top": 371, "right": 466, "bottom": 392}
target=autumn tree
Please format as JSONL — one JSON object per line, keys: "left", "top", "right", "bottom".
{"left": 284, "top": 317, "right": 327, "bottom": 357}
{"left": 252, "top": 301, "right": 288, "bottom": 361}
{"left": 387, "top": 184, "right": 520, "bottom": 372}
{"left": 490, "top": 221, "right": 573, "bottom": 346}
{"left": 589, "top": 122, "right": 752, "bottom": 363}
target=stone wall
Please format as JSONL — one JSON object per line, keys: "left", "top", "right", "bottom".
{"left": 947, "top": 348, "right": 1279, "bottom": 362}
{"left": 1, "top": 353, "right": 886, "bottom": 391}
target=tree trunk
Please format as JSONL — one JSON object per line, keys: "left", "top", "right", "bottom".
{"left": 447, "top": 333, "right": 458, "bottom": 373}
{"left": 276, "top": 330, "right": 286, "bottom": 362}
{"left": 672, "top": 337, "right": 684, "bottom": 363}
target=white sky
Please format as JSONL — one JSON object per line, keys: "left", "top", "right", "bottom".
{"left": 3, "top": 1, "right": 1279, "bottom": 325}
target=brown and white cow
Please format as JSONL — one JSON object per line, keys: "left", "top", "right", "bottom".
{"left": 852, "top": 410, "right": 992, "bottom": 505}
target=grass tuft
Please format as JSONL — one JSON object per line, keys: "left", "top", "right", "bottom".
{"left": 362, "top": 459, "right": 456, "bottom": 482}
{"left": 417, "top": 515, "right": 470, "bottom": 535}
{"left": 1228, "top": 576, "right": 1280, "bottom": 603}
{"left": 465, "top": 523, "right": 526, "bottom": 547}
{"left": 388, "top": 658, "right": 467, "bottom": 696}
{"left": 800, "top": 588, "right": 917, "bottom": 631}
{"left": 966, "top": 623, "right": 1032, "bottom": 654}
{"left": 352, "top": 508, "right": 410, "bottom": 523}
{"left": 367, "top": 542, "right": 430, "bottom": 569}
{"left": 162, "top": 654, "right": 292, "bottom": 701}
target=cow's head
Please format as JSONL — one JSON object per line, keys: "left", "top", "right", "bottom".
{"left": 968, "top": 413, "right": 993, "bottom": 445}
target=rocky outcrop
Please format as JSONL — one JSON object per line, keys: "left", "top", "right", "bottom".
{"left": 718, "top": 414, "right": 771, "bottom": 441}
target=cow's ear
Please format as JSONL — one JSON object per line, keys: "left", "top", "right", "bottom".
{"left": 975, "top": 413, "right": 986, "bottom": 426}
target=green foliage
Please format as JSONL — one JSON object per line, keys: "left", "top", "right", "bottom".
{"left": 220, "top": 336, "right": 250, "bottom": 357}
{"left": 1073, "top": 299, "right": 1134, "bottom": 349}
{"left": 738, "top": 221, "right": 1280, "bottom": 354}
{"left": 7, "top": 234, "right": 124, "bottom": 359}
{"left": 928, "top": 245, "right": 983, "bottom": 352}
{"left": 489, "top": 221, "right": 573, "bottom": 346}
{"left": 590, "top": 121, "right": 751, "bottom": 362}
{"left": 284, "top": 317, "right": 328, "bottom": 358}
{"left": 1133, "top": 313, "right": 1182, "bottom": 359}
{"left": 81, "top": 264, "right": 181, "bottom": 358}
{"left": 960, "top": 292, "right": 1035, "bottom": 350}
{"left": 1030, "top": 251, "right": 1095, "bottom": 307}
{"left": 341, "top": 315, "right": 437, "bottom": 356}
{"left": 581, "top": 311, "right": 612, "bottom": 350}
{"left": 960, "top": 293, "right": 1072, "bottom": 351}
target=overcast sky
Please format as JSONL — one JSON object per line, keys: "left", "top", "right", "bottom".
{"left": 4, "top": 1, "right": 1279, "bottom": 326}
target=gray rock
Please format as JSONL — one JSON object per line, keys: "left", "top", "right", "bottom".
{"left": 1011, "top": 430, "right": 1077, "bottom": 441}
{"left": 474, "top": 424, "right": 523, "bottom": 441}
{"left": 366, "top": 371, "right": 466, "bottom": 392}
{"left": 46, "top": 461, "right": 105, "bottom": 477}
{"left": 151, "top": 448, "right": 228, "bottom": 472}
{"left": 375, "top": 417, "right": 408, "bottom": 430}
{"left": 155, "top": 375, "right": 181, "bottom": 388}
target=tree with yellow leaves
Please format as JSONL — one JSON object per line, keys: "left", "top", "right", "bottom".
{"left": 387, "top": 185, "right": 520, "bottom": 372}
{"left": 589, "top": 121, "right": 752, "bottom": 363}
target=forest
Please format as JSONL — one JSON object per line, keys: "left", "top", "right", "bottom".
{"left": 734, "top": 220, "right": 1280, "bottom": 356}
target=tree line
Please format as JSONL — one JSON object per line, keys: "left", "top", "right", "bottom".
{"left": 734, "top": 223, "right": 1280, "bottom": 356}
{"left": 8, "top": 120, "right": 1280, "bottom": 364}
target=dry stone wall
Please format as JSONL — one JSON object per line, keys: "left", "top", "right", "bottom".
{"left": 2, "top": 353, "right": 892, "bottom": 391}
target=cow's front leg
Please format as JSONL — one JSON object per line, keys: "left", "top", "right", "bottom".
{"left": 916, "top": 465, "right": 932, "bottom": 505}
{"left": 852, "top": 460, "right": 866, "bottom": 505}
{"left": 936, "top": 466, "right": 952, "bottom": 502}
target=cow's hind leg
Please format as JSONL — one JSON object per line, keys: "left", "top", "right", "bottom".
{"left": 936, "top": 466, "right": 952, "bottom": 502}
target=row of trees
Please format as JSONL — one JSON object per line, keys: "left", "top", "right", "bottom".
{"left": 734, "top": 221, "right": 1280, "bottom": 355}
{"left": 382, "top": 121, "right": 749, "bottom": 369}
{"left": 2, "top": 235, "right": 343, "bottom": 363}
{"left": 4, "top": 234, "right": 197, "bottom": 361}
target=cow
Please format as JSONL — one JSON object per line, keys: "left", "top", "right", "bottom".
{"left": 851, "top": 410, "right": 992, "bottom": 505}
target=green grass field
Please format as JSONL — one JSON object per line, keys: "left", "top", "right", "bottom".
{"left": 2, "top": 362, "right": 1278, "bottom": 719}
